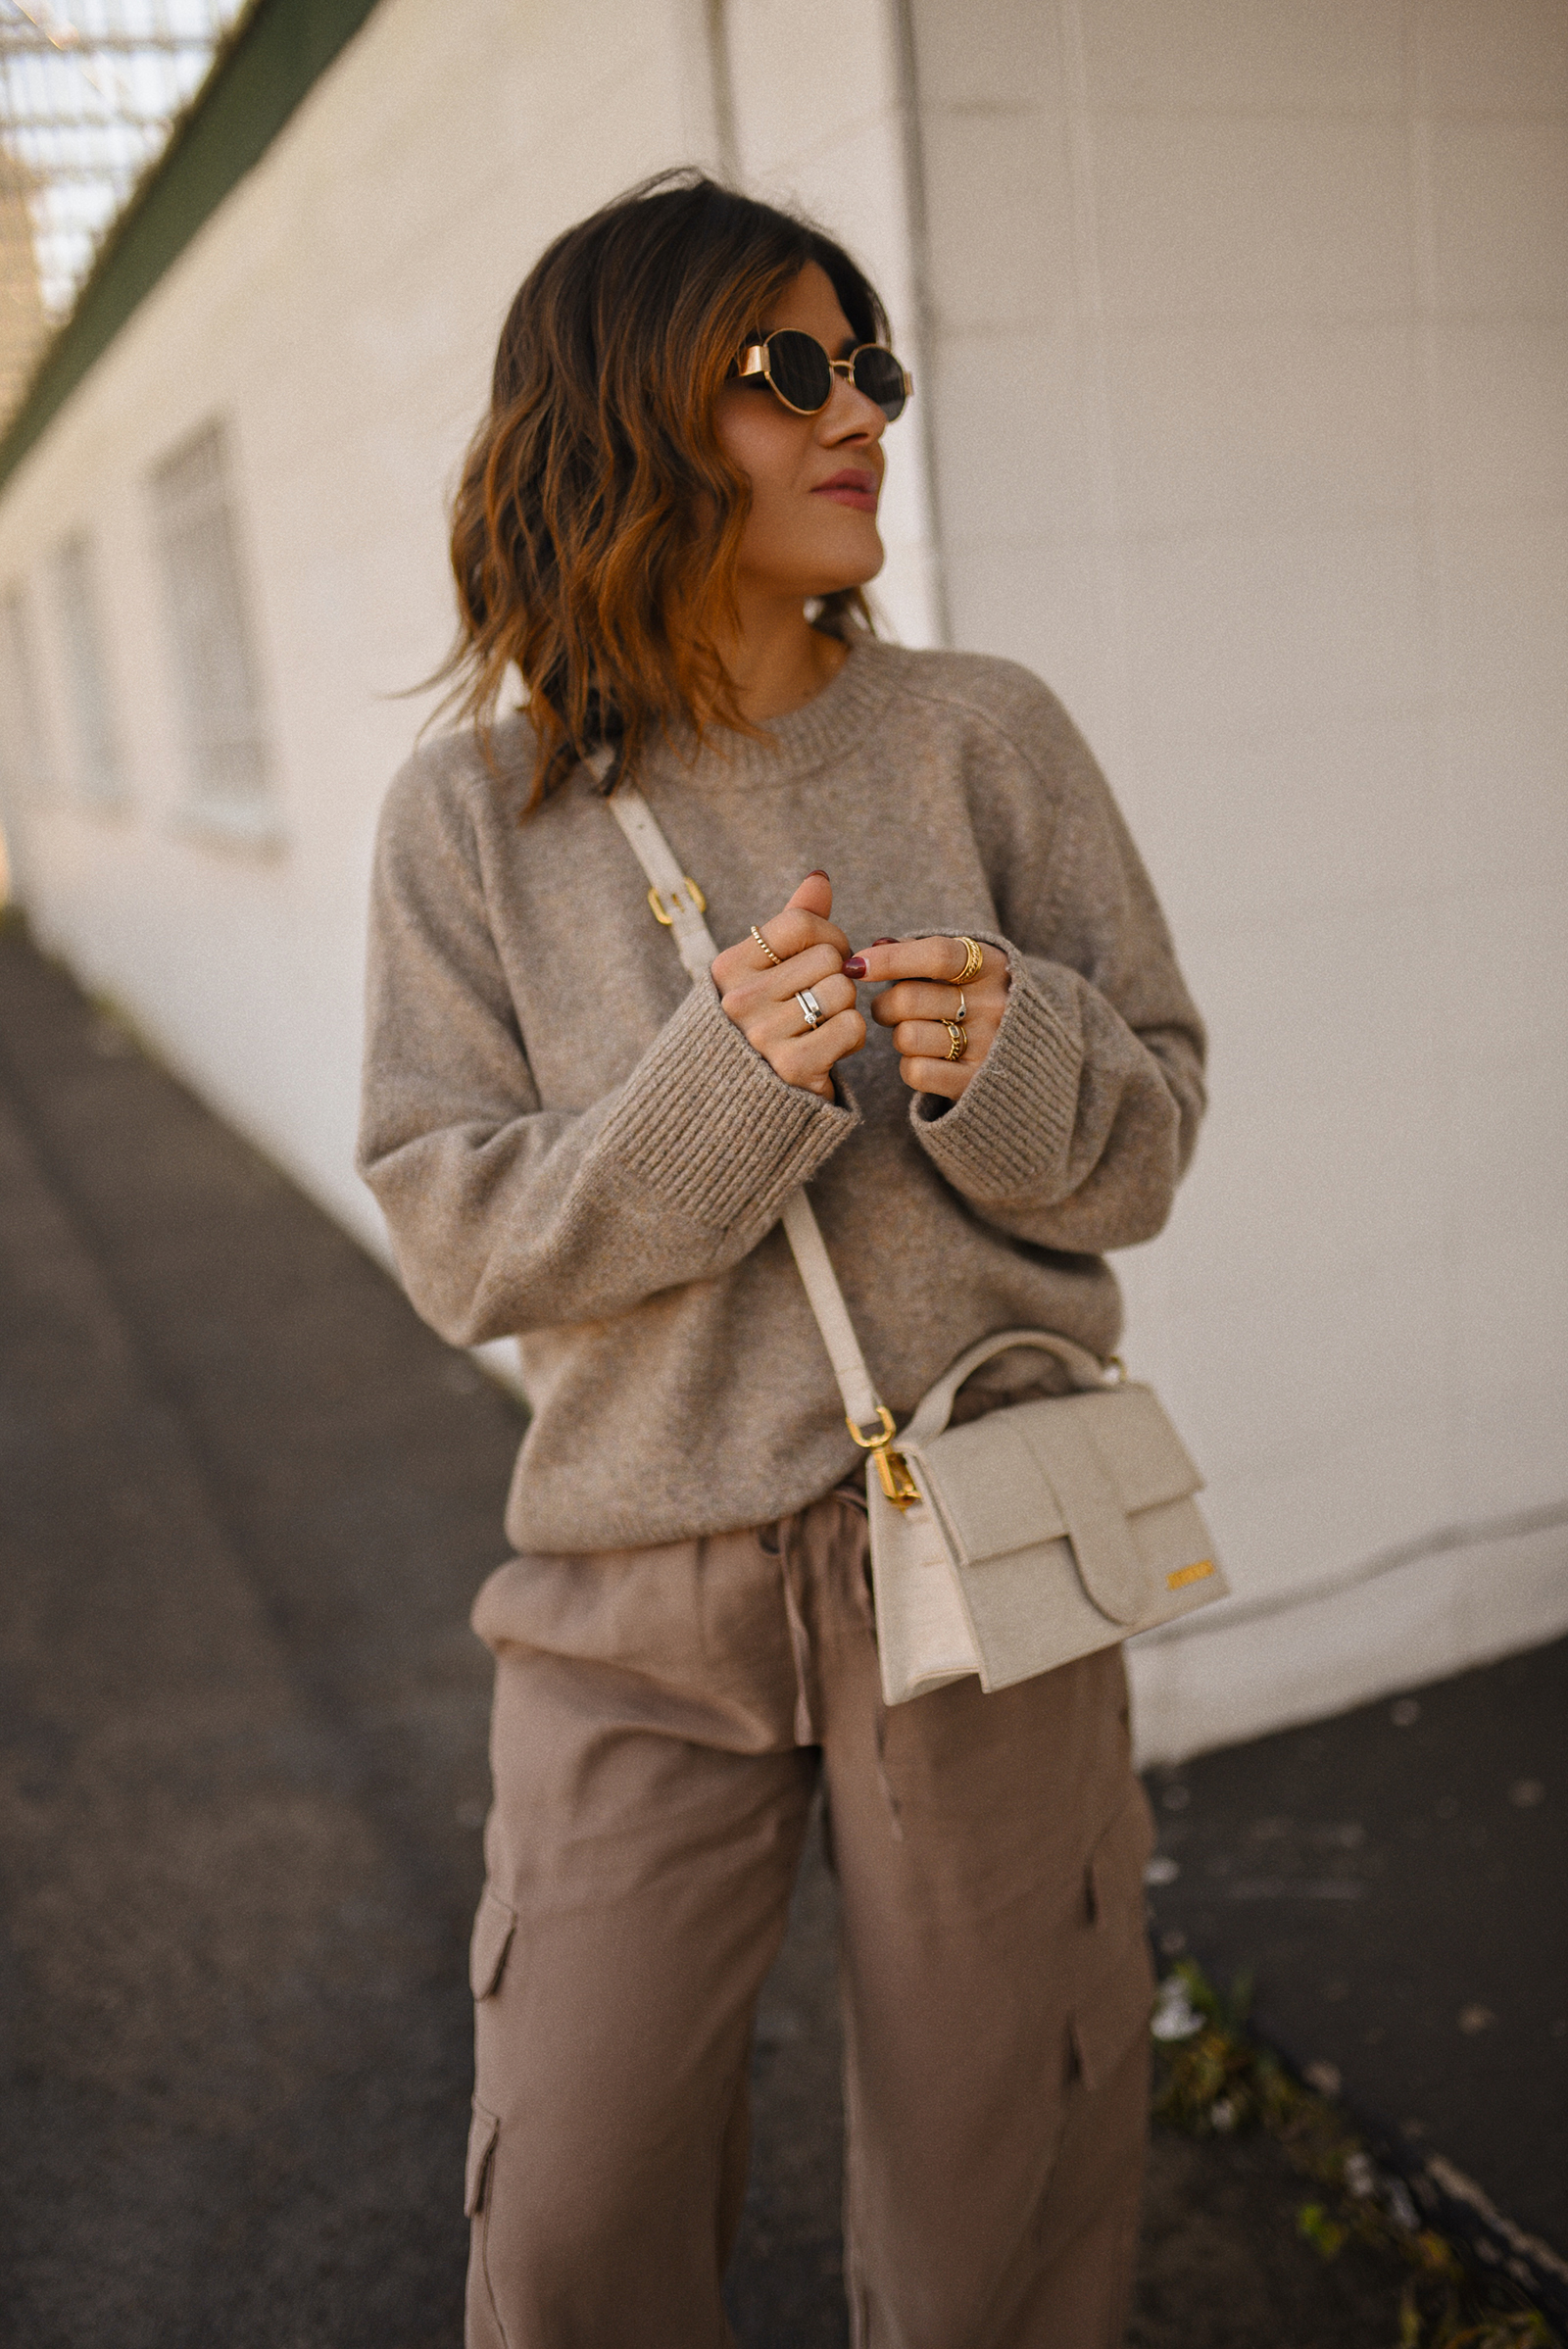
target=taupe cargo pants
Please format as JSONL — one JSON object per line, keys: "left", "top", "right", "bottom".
{"left": 466, "top": 1489, "right": 1154, "bottom": 2348}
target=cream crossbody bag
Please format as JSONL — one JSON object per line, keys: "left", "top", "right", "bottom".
{"left": 602, "top": 764, "right": 1229, "bottom": 1705}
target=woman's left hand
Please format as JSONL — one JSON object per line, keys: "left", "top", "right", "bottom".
{"left": 846, "top": 935, "right": 1008, "bottom": 1101}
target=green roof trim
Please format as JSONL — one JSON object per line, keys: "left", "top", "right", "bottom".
{"left": 0, "top": 0, "right": 383, "bottom": 493}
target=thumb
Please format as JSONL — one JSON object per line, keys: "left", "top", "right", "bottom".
{"left": 786, "top": 869, "right": 833, "bottom": 919}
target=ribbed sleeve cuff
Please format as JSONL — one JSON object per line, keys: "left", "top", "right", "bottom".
{"left": 911, "top": 941, "right": 1082, "bottom": 1201}
{"left": 601, "top": 978, "right": 858, "bottom": 1234}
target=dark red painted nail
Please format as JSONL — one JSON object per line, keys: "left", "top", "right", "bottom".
{"left": 872, "top": 936, "right": 898, "bottom": 946}
{"left": 807, "top": 868, "right": 830, "bottom": 880}
{"left": 842, "top": 955, "right": 867, "bottom": 979}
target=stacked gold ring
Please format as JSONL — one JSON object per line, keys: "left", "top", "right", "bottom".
{"left": 751, "top": 924, "right": 781, "bottom": 967}
{"left": 955, "top": 936, "right": 984, "bottom": 984}
{"left": 942, "top": 1018, "right": 967, "bottom": 1061}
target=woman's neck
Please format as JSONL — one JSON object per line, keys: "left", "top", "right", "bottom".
{"left": 716, "top": 593, "right": 848, "bottom": 727}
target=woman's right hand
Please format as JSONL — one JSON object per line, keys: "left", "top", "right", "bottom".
{"left": 710, "top": 872, "right": 865, "bottom": 1101}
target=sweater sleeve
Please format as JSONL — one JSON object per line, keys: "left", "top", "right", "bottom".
{"left": 355, "top": 760, "right": 857, "bottom": 1348}
{"left": 909, "top": 739, "right": 1206, "bottom": 1255}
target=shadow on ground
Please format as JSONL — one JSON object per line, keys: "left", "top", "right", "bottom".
{"left": 0, "top": 933, "right": 1554, "bottom": 2347}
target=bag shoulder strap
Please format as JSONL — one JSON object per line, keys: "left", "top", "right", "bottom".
{"left": 599, "top": 759, "right": 886, "bottom": 1437}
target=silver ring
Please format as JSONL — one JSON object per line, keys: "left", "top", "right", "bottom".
{"left": 796, "top": 989, "right": 824, "bottom": 1030}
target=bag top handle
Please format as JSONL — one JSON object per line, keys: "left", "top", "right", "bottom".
{"left": 903, "top": 1328, "right": 1114, "bottom": 1444}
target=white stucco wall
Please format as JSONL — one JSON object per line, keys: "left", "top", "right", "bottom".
{"left": 0, "top": 0, "right": 734, "bottom": 1250}
{"left": 0, "top": 0, "right": 1562, "bottom": 1758}
{"left": 906, "top": 0, "right": 1568, "bottom": 1752}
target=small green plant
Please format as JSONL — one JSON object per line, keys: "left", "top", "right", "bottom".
{"left": 1298, "top": 2201, "right": 1348, "bottom": 2260}
{"left": 1151, "top": 1961, "right": 1557, "bottom": 2349}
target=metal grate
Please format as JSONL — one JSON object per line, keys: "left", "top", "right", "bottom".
{"left": 0, "top": 0, "right": 246, "bottom": 412}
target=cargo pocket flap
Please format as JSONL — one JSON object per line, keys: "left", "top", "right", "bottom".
{"left": 469, "top": 1886, "right": 516, "bottom": 2000}
{"left": 465, "top": 2100, "right": 500, "bottom": 2219}
{"left": 1069, "top": 1934, "right": 1155, "bottom": 2094}
{"left": 1086, "top": 1788, "right": 1156, "bottom": 1928}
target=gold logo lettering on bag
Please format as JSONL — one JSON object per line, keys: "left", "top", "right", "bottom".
{"left": 847, "top": 1406, "right": 922, "bottom": 1509}
{"left": 1166, "top": 1559, "right": 1215, "bottom": 1590}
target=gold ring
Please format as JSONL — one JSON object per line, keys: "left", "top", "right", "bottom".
{"left": 955, "top": 936, "right": 983, "bottom": 984}
{"left": 751, "top": 924, "right": 781, "bottom": 967}
{"left": 954, "top": 989, "right": 966, "bottom": 1021}
{"left": 942, "top": 1018, "right": 966, "bottom": 1061}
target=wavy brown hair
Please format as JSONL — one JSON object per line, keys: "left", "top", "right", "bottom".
{"left": 434, "top": 171, "right": 889, "bottom": 808}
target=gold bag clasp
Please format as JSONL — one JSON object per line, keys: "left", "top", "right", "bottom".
{"left": 847, "top": 1405, "right": 922, "bottom": 1510}
{"left": 874, "top": 1447, "right": 922, "bottom": 1508}
{"left": 648, "top": 878, "right": 707, "bottom": 925}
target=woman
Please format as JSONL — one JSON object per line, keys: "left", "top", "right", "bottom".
{"left": 359, "top": 171, "right": 1204, "bottom": 2349}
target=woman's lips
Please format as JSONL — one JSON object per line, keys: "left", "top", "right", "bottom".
{"left": 812, "top": 471, "right": 879, "bottom": 513}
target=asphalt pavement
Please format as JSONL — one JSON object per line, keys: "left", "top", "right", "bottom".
{"left": 0, "top": 924, "right": 1559, "bottom": 2347}
{"left": 1141, "top": 1639, "right": 1566, "bottom": 2255}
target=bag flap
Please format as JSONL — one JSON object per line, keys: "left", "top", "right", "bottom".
{"left": 909, "top": 1412, "right": 1067, "bottom": 1559}
{"left": 913, "top": 1386, "right": 1203, "bottom": 1629}
{"left": 915, "top": 1386, "right": 1200, "bottom": 1549}
{"left": 1069, "top": 1386, "right": 1205, "bottom": 1511}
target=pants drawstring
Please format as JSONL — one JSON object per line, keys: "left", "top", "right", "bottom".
{"left": 767, "top": 1497, "right": 903, "bottom": 1835}
{"left": 835, "top": 1489, "right": 905, "bottom": 1841}
{"left": 774, "top": 1516, "right": 817, "bottom": 1747}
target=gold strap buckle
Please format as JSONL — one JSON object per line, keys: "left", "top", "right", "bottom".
{"left": 846, "top": 1405, "right": 922, "bottom": 1510}
{"left": 648, "top": 878, "right": 708, "bottom": 926}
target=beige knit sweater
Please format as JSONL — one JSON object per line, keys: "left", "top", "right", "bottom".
{"left": 357, "top": 637, "right": 1205, "bottom": 1553}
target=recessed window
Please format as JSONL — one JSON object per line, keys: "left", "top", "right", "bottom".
{"left": 0, "top": 584, "right": 53, "bottom": 805}
{"left": 150, "top": 419, "right": 278, "bottom": 845}
{"left": 55, "top": 533, "right": 125, "bottom": 807}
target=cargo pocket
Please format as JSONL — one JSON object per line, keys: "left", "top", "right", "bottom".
{"left": 1084, "top": 1785, "right": 1155, "bottom": 1933}
{"left": 1069, "top": 1788, "right": 1157, "bottom": 2090}
{"left": 469, "top": 1886, "right": 517, "bottom": 2000}
{"left": 1069, "top": 1933, "right": 1154, "bottom": 2091}
{"left": 465, "top": 2099, "right": 500, "bottom": 2218}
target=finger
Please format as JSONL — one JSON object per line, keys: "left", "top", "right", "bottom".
{"left": 893, "top": 1017, "right": 973, "bottom": 1065}
{"left": 849, "top": 936, "right": 991, "bottom": 986}
{"left": 786, "top": 870, "right": 833, "bottom": 918}
{"left": 870, "top": 978, "right": 1004, "bottom": 1026}
{"left": 772, "top": 943, "right": 856, "bottom": 997}
{"left": 720, "top": 945, "right": 852, "bottom": 1028}
{"left": 899, "top": 1053, "right": 971, "bottom": 1101}
{"left": 742, "top": 971, "right": 858, "bottom": 1046}
{"left": 712, "top": 919, "right": 846, "bottom": 994}
{"left": 763, "top": 906, "right": 851, "bottom": 962}
{"left": 774, "top": 1007, "right": 865, "bottom": 1086}
{"left": 889, "top": 1008, "right": 998, "bottom": 1052}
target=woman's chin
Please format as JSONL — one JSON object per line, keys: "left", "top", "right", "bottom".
{"left": 812, "top": 542, "right": 886, "bottom": 597}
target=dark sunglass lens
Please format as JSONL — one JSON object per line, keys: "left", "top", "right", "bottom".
{"left": 766, "top": 330, "right": 833, "bottom": 413}
{"left": 852, "top": 346, "right": 908, "bottom": 420}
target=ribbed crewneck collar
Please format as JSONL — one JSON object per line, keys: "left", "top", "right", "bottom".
{"left": 634, "top": 633, "right": 898, "bottom": 793}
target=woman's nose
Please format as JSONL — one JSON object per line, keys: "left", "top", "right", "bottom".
{"left": 824, "top": 379, "right": 886, "bottom": 440}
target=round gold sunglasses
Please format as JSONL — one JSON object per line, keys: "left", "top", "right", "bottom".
{"left": 735, "top": 329, "right": 912, "bottom": 422}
